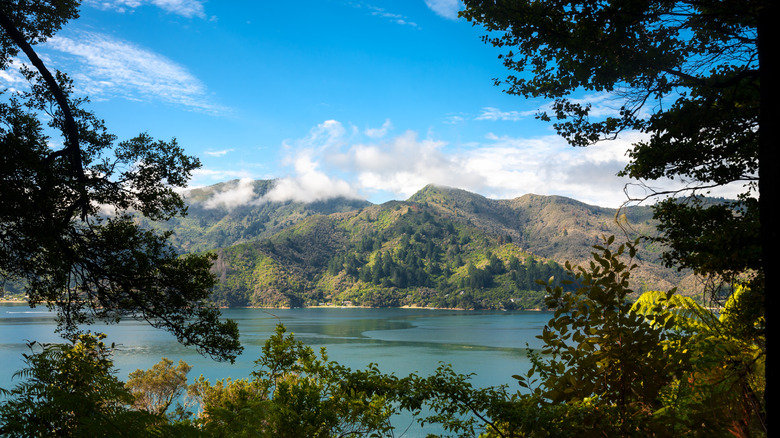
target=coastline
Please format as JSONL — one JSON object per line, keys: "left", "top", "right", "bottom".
{"left": 2, "top": 300, "right": 542, "bottom": 312}
{"left": 231, "top": 303, "right": 543, "bottom": 312}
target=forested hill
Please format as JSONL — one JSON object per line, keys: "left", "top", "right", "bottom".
{"left": 136, "top": 179, "right": 372, "bottom": 253}
{"left": 157, "top": 180, "right": 697, "bottom": 309}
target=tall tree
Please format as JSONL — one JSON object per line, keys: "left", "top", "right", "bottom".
{"left": 460, "top": 0, "right": 772, "bottom": 417}
{"left": 0, "top": 1, "right": 241, "bottom": 361}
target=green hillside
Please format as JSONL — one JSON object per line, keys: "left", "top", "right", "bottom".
{"left": 191, "top": 183, "right": 694, "bottom": 309}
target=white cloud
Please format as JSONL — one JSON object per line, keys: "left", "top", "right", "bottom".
{"left": 83, "top": 0, "right": 207, "bottom": 18}
{"left": 475, "top": 107, "right": 534, "bottom": 122}
{"left": 269, "top": 119, "right": 657, "bottom": 207}
{"left": 532, "top": 92, "right": 641, "bottom": 120}
{"left": 189, "top": 168, "right": 255, "bottom": 187}
{"left": 193, "top": 119, "right": 705, "bottom": 209}
{"left": 443, "top": 114, "right": 465, "bottom": 124}
{"left": 202, "top": 178, "right": 257, "bottom": 209}
{"left": 265, "top": 172, "right": 360, "bottom": 204}
{"left": 341, "top": 131, "right": 485, "bottom": 198}
{"left": 0, "top": 59, "right": 27, "bottom": 93}
{"left": 472, "top": 133, "right": 635, "bottom": 206}
{"left": 363, "top": 5, "right": 419, "bottom": 27}
{"left": 424, "top": 0, "right": 462, "bottom": 20}
{"left": 42, "top": 31, "right": 223, "bottom": 112}
{"left": 264, "top": 122, "right": 361, "bottom": 203}
{"left": 364, "top": 119, "right": 393, "bottom": 138}
{"left": 204, "top": 148, "right": 234, "bottom": 157}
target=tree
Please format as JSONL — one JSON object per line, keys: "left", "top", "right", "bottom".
{"left": 0, "top": 1, "right": 240, "bottom": 361}
{"left": 0, "top": 334, "right": 162, "bottom": 437}
{"left": 410, "top": 238, "right": 765, "bottom": 437}
{"left": 126, "top": 358, "right": 195, "bottom": 421}
{"left": 191, "top": 324, "right": 403, "bottom": 437}
{"left": 460, "top": 0, "right": 771, "bottom": 415}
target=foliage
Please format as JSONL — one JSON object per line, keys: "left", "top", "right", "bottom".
{"left": 651, "top": 196, "right": 761, "bottom": 284}
{"left": 459, "top": 3, "right": 771, "bottom": 427}
{"left": 191, "top": 324, "right": 404, "bottom": 437}
{"left": 0, "top": 1, "right": 79, "bottom": 70}
{"left": 126, "top": 358, "right": 195, "bottom": 421}
{"left": 3, "top": 239, "right": 760, "bottom": 437}
{"left": 0, "top": 1, "right": 240, "bottom": 361}
{"left": 459, "top": 0, "right": 766, "bottom": 318}
{"left": 498, "top": 238, "right": 682, "bottom": 435}
{"left": 459, "top": 0, "right": 760, "bottom": 185}
{"left": 410, "top": 238, "right": 765, "bottom": 437}
{"left": 633, "top": 287, "right": 766, "bottom": 436}
{"left": 0, "top": 334, "right": 165, "bottom": 437}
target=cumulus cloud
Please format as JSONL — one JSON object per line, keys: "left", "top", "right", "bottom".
{"left": 42, "top": 31, "right": 222, "bottom": 112}
{"left": 193, "top": 119, "right": 697, "bottom": 209}
{"left": 83, "top": 0, "right": 207, "bottom": 18}
{"left": 263, "top": 122, "right": 361, "bottom": 203}
{"left": 268, "top": 119, "right": 655, "bottom": 207}
{"left": 265, "top": 172, "right": 359, "bottom": 204}
{"left": 474, "top": 134, "right": 636, "bottom": 206}
{"left": 339, "top": 131, "right": 486, "bottom": 199}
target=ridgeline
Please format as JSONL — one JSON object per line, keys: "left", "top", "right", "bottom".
{"left": 140, "top": 180, "right": 698, "bottom": 309}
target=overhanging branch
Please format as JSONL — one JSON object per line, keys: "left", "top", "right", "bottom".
{"left": 0, "top": 8, "right": 88, "bottom": 219}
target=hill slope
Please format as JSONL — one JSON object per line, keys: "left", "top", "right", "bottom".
{"left": 191, "top": 183, "right": 694, "bottom": 309}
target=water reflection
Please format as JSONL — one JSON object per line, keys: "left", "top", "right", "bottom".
{"left": 1, "top": 304, "right": 549, "bottom": 397}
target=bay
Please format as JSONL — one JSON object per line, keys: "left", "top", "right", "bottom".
{"left": 1, "top": 303, "right": 551, "bottom": 435}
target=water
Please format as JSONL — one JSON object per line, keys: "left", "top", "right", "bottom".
{"left": 0, "top": 303, "right": 551, "bottom": 435}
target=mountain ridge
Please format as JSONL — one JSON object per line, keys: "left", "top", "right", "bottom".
{"left": 169, "top": 180, "right": 696, "bottom": 309}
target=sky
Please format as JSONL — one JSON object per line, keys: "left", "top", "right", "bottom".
{"left": 3, "top": 0, "right": 734, "bottom": 208}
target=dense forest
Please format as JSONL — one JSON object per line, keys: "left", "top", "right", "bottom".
{"left": 209, "top": 198, "right": 584, "bottom": 309}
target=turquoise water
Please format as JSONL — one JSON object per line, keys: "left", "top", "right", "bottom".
{"left": 1, "top": 304, "right": 551, "bottom": 435}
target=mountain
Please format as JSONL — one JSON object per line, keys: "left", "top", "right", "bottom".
{"left": 169, "top": 181, "right": 696, "bottom": 309}
{"left": 135, "top": 179, "right": 371, "bottom": 253}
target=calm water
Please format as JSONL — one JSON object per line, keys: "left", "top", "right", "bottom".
{"left": 0, "top": 303, "right": 551, "bottom": 435}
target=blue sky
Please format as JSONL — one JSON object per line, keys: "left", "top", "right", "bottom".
{"left": 3, "top": 0, "right": 704, "bottom": 208}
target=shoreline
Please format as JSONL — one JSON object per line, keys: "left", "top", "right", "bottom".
{"left": 1, "top": 300, "right": 542, "bottom": 312}
{"left": 232, "top": 304, "right": 543, "bottom": 312}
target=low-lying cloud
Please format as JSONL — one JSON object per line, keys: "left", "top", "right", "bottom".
{"left": 195, "top": 118, "right": 730, "bottom": 209}
{"left": 229, "top": 119, "right": 637, "bottom": 207}
{"left": 201, "top": 178, "right": 257, "bottom": 210}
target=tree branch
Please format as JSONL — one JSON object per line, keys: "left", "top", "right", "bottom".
{"left": 0, "top": 8, "right": 88, "bottom": 219}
